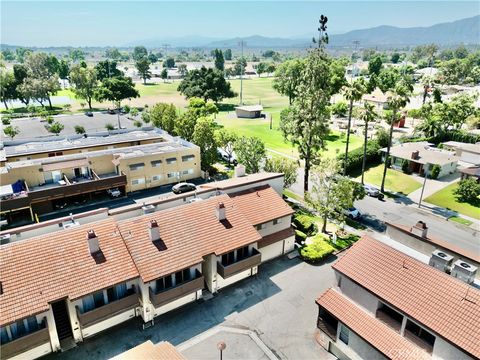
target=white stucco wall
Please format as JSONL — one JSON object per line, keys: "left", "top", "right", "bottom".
{"left": 153, "top": 290, "right": 201, "bottom": 317}
{"left": 337, "top": 274, "right": 379, "bottom": 315}
{"left": 216, "top": 266, "right": 257, "bottom": 291}
{"left": 438, "top": 161, "right": 457, "bottom": 178}
{"left": 433, "top": 336, "right": 474, "bottom": 360}
{"left": 259, "top": 235, "right": 295, "bottom": 262}
{"left": 81, "top": 308, "right": 136, "bottom": 339}
{"left": 8, "top": 342, "right": 53, "bottom": 360}
{"left": 334, "top": 324, "right": 387, "bottom": 360}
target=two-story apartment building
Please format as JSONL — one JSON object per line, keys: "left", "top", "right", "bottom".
{"left": 0, "top": 183, "right": 295, "bottom": 359}
{"left": 315, "top": 236, "right": 479, "bottom": 360}
{"left": 0, "top": 129, "right": 200, "bottom": 226}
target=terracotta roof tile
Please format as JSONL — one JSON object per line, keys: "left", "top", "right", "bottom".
{"left": 113, "top": 340, "right": 185, "bottom": 360}
{"left": 230, "top": 185, "right": 294, "bottom": 225}
{"left": 317, "top": 288, "right": 430, "bottom": 360}
{"left": 0, "top": 218, "right": 138, "bottom": 326}
{"left": 117, "top": 194, "right": 262, "bottom": 283}
{"left": 332, "top": 236, "right": 480, "bottom": 359}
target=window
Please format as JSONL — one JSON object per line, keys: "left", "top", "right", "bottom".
{"left": 166, "top": 157, "right": 177, "bottom": 164}
{"left": 129, "top": 163, "right": 145, "bottom": 171}
{"left": 107, "top": 283, "right": 128, "bottom": 302}
{"left": 183, "top": 268, "right": 191, "bottom": 281}
{"left": 151, "top": 160, "right": 162, "bottom": 167}
{"left": 175, "top": 271, "right": 184, "bottom": 285}
{"left": 339, "top": 325, "right": 349, "bottom": 344}
{"left": 182, "top": 155, "right": 195, "bottom": 162}
{"left": 131, "top": 178, "right": 145, "bottom": 186}
{"left": 237, "top": 246, "right": 249, "bottom": 260}
{"left": 182, "top": 169, "right": 194, "bottom": 175}
{"left": 152, "top": 175, "right": 162, "bottom": 181}
{"left": 273, "top": 218, "right": 282, "bottom": 225}
{"left": 405, "top": 319, "right": 436, "bottom": 348}
{"left": 1, "top": 327, "right": 9, "bottom": 344}
{"left": 82, "top": 295, "right": 95, "bottom": 313}
{"left": 93, "top": 291, "right": 105, "bottom": 308}
{"left": 376, "top": 303, "right": 403, "bottom": 332}
{"left": 255, "top": 224, "right": 265, "bottom": 230}
{"left": 48, "top": 151, "right": 63, "bottom": 157}
{"left": 221, "top": 250, "right": 236, "bottom": 266}
{"left": 26, "top": 316, "right": 39, "bottom": 333}
{"left": 167, "top": 172, "right": 178, "bottom": 179}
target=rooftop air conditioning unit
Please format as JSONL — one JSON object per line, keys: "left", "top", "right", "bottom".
{"left": 0, "top": 234, "right": 11, "bottom": 245}
{"left": 429, "top": 250, "right": 453, "bottom": 273}
{"left": 451, "top": 259, "right": 478, "bottom": 285}
{"left": 142, "top": 204, "right": 156, "bottom": 214}
{"left": 62, "top": 220, "right": 80, "bottom": 229}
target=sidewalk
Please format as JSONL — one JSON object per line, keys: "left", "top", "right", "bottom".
{"left": 408, "top": 172, "right": 460, "bottom": 203}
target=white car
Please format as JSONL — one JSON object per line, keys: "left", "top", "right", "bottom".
{"left": 344, "top": 207, "right": 361, "bottom": 219}
{"left": 172, "top": 182, "right": 197, "bottom": 194}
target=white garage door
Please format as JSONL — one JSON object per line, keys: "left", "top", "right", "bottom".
{"left": 259, "top": 241, "right": 284, "bottom": 262}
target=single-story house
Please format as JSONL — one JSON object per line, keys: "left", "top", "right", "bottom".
{"left": 235, "top": 105, "right": 263, "bottom": 119}
{"left": 382, "top": 142, "right": 459, "bottom": 178}
{"left": 459, "top": 166, "right": 480, "bottom": 182}
{"left": 442, "top": 141, "right": 480, "bottom": 165}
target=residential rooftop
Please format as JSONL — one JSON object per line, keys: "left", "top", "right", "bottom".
{"left": 443, "top": 141, "right": 480, "bottom": 154}
{"left": 113, "top": 340, "right": 185, "bottom": 360}
{"left": 381, "top": 142, "right": 459, "bottom": 166}
{"left": 332, "top": 236, "right": 480, "bottom": 359}
{"left": 235, "top": 105, "right": 263, "bottom": 112}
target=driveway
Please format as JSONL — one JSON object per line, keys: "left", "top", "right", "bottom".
{"left": 45, "top": 256, "right": 337, "bottom": 360}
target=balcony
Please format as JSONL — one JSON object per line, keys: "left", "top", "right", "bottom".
{"left": 0, "top": 193, "right": 30, "bottom": 212}
{"left": 1, "top": 326, "right": 50, "bottom": 359}
{"left": 217, "top": 248, "right": 262, "bottom": 279}
{"left": 149, "top": 271, "right": 204, "bottom": 308}
{"left": 28, "top": 172, "right": 126, "bottom": 203}
{"left": 76, "top": 291, "right": 139, "bottom": 327}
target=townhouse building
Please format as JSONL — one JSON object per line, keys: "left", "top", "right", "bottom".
{"left": 0, "top": 129, "right": 200, "bottom": 226}
{"left": 0, "top": 182, "right": 295, "bottom": 359}
{"left": 315, "top": 236, "right": 479, "bottom": 360}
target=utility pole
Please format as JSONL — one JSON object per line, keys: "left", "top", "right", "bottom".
{"left": 418, "top": 163, "right": 430, "bottom": 208}
{"left": 162, "top": 43, "right": 171, "bottom": 59}
{"left": 352, "top": 40, "right": 360, "bottom": 77}
{"left": 238, "top": 40, "right": 246, "bottom": 105}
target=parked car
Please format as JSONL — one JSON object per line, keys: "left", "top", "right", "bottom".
{"left": 107, "top": 188, "right": 121, "bottom": 198}
{"left": 363, "top": 185, "right": 384, "bottom": 200}
{"left": 172, "top": 182, "right": 197, "bottom": 194}
{"left": 85, "top": 111, "right": 93, "bottom": 117}
{"left": 344, "top": 207, "right": 361, "bottom": 219}
{"left": 217, "top": 148, "right": 238, "bottom": 165}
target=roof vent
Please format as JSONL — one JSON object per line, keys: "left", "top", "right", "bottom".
{"left": 87, "top": 230, "right": 100, "bottom": 254}
{"left": 411, "top": 221, "right": 428, "bottom": 238}
{"left": 451, "top": 259, "right": 478, "bottom": 285}
{"left": 411, "top": 150, "right": 419, "bottom": 160}
{"left": 216, "top": 202, "right": 226, "bottom": 221}
{"left": 429, "top": 249, "right": 454, "bottom": 272}
{"left": 149, "top": 219, "right": 160, "bottom": 242}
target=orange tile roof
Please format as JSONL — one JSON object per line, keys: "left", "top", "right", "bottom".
{"left": 117, "top": 194, "right": 262, "bottom": 283}
{"left": 113, "top": 340, "right": 185, "bottom": 360}
{"left": 332, "top": 236, "right": 480, "bottom": 359}
{"left": 230, "top": 185, "right": 294, "bottom": 225}
{"left": 317, "top": 288, "right": 430, "bottom": 360}
{"left": 0, "top": 218, "right": 139, "bottom": 326}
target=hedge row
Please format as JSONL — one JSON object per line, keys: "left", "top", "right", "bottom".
{"left": 299, "top": 234, "right": 335, "bottom": 264}
{"left": 293, "top": 213, "right": 318, "bottom": 236}
{"left": 400, "top": 130, "right": 480, "bottom": 145}
{"left": 337, "top": 140, "right": 382, "bottom": 176}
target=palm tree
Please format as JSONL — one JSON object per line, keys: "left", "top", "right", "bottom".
{"left": 360, "top": 102, "right": 377, "bottom": 184}
{"left": 380, "top": 81, "right": 412, "bottom": 193}
{"left": 342, "top": 78, "right": 367, "bottom": 175}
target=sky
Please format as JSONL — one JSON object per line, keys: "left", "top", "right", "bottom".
{"left": 1, "top": 1, "right": 479, "bottom": 47}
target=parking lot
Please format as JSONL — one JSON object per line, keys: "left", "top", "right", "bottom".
{"left": 46, "top": 255, "right": 338, "bottom": 360}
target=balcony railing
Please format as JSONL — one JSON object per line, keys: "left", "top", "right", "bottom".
{"left": 1, "top": 326, "right": 50, "bottom": 359}
{"left": 149, "top": 271, "right": 204, "bottom": 308}
{"left": 217, "top": 248, "right": 262, "bottom": 279}
{"left": 0, "top": 194, "right": 30, "bottom": 212}
{"left": 76, "top": 290, "right": 139, "bottom": 328}
{"left": 28, "top": 173, "right": 127, "bottom": 203}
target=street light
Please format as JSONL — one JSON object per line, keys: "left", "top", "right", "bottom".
{"left": 418, "top": 163, "right": 430, "bottom": 208}
{"left": 217, "top": 341, "right": 226, "bottom": 360}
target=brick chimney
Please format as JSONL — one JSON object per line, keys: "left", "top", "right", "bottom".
{"left": 216, "top": 202, "right": 226, "bottom": 221}
{"left": 411, "top": 150, "right": 419, "bottom": 160}
{"left": 411, "top": 221, "right": 428, "bottom": 238}
{"left": 87, "top": 230, "right": 100, "bottom": 254}
{"left": 149, "top": 220, "right": 160, "bottom": 242}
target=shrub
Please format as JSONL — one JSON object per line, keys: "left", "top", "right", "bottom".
{"left": 376, "top": 128, "right": 390, "bottom": 148}
{"left": 123, "top": 105, "right": 131, "bottom": 114}
{"left": 295, "top": 230, "right": 307, "bottom": 243}
{"left": 401, "top": 159, "right": 411, "bottom": 174}
{"left": 331, "top": 101, "right": 348, "bottom": 117}
{"left": 454, "top": 178, "right": 480, "bottom": 205}
{"left": 293, "top": 213, "right": 318, "bottom": 236}
{"left": 46, "top": 116, "right": 54, "bottom": 125}
{"left": 74, "top": 125, "right": 86, "bottom": 134}
{"left": 130, "top": 108, "right": 139, "bottom": 118}
{"left": 337, "top": 140, "right": 381, "bottom": 175}
{"left": 429, "top": 164, "right": 441, "bottom": 179}
{"left": 134, "top": 120, "right": 142, "bottom": 128}
{"left": 105, "top": 123, "right": 115, "bottom": 131}
{"left": 2, "top": 118, "right": 11, "bottom": 125}
{"left": 299, "top": 235, "right": 335, "bottom": 264}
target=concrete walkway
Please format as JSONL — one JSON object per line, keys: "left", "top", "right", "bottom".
{"left": 408, "top": 172, "right": 460, "bottom": 203}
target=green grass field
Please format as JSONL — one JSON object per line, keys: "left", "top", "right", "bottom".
{"left": 359, "top": 164, "right": 422, "bottom": 195}
{"left": 425, "top": 182, "right": 480, "bottom": 220}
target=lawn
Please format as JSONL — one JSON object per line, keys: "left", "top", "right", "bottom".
{"left": 425, "top": 182, "right": 480, "bottom": 220}
{"left": 358, "top": 164, "right": 422, "bottom": 195}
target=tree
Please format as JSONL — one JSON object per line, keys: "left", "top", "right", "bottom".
{"left": 178, "top": 64, "right": 188, "bottom": 77}
{"left": 148, "top": 52, "right": 158, "bottom": 64}
{"left": 135, "top": 57, "right": 151, "bottom": 84}
{"left": 133, "top": 46, "right": 148, "bottom": 61}
{"left": 96, "top": 76, "right": 139, "bottom": 128}
{"left": 105, "top": 48, "right": 122, "bottom": 60}
{"left": 234, "top": 136, "right": 266, "bottom": 174}
{"left": 280, "top": 48, "right": 345, "bottom": 192}
{"left": 233, "top": 57, "right": 247, "bottom": 76}
{"left": 163, "top": 58, "right": 175, "bottom": 68}
{"left": 360, "top": 102, "right": 377, "bottom": 184}
{"left": 3, "top": 125, "right": 19, "bottom": 139}
{"left": 224, "top": 49, "right": 232, "bottom": 61}
{"left": 69, "top": 49, "right": 85, "bottom": 63}
{"left": 177, "top": 67, "right": 236, "bottom": 102}
{"left": 272, "top": 59, "right": 304, "bottom": 105}
{"left": 306, "top": 157, "right": 359, "bottom": 233}
{"left": 193, "top": 117, "right": 218, "bottom": 170}
{"left": 13, "top": 64, "right": 30, "bottom": 105}
{"left": 69, "top": 65, "right": 98, "bottom": 110}
{"left": 15, "top": 48, "right": 32, "bottom": 63}
{"left": 149, "top": 103, "right": 177, "bottom": 133}
{"left": 330, "top": 101, "right": 348, "bottom": 117}
{"left": 264, "top": 157, "right": 299, "bottom": 189}
{"left": 215, "top": 128, "right": 238, "bottom": 161}
{"left": 48, "top": 121, "right": 64, "bottom": 135}
{"left": 213, "top": 49, "right": 224, "bottom": 71}
{"left": 368, "top": 55, "right": 383, "bottom": 76}
{"left": 95, "top": 60, "right": 122, "bottom": 81}
{"left": 174, "top": 98, "right": 218, "bottom": 141}
{"left": 391, "top": 52, "right": 401, "bottom": 64}
{"left": 0, "top": 66, "right": 15, "bottom": 109}
{"left": 58, "top": 60, "right": 70, "bottom": 87}
{"left": 342, "top": 78, "right": 366, "bottom": 175}
{"left": 380, "top": 81, "right": 412, "bottom": 193}
{"left": 161, "top": 68, "right": 168, "bottom": 83}
{"left": 454, "top": 178, "right": 480, "bottom": 205}
{"left": 256, "top": 62, "right": 268, "bottom": 77}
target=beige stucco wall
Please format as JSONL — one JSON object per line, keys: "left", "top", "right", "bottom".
{"left": 337, "top": 274, "right": 379, "bottom": 315}
{"left": 256, "top": 215, "right": 291, "bottom": 237}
